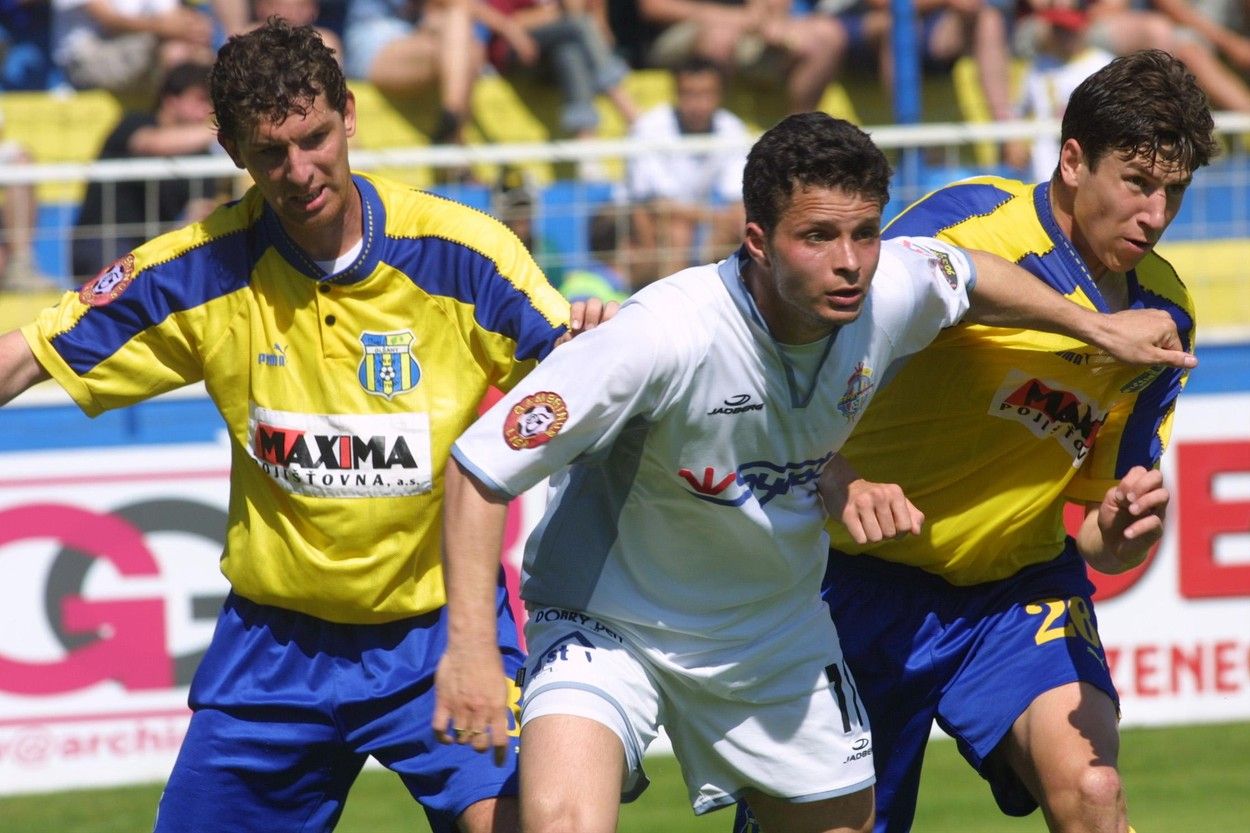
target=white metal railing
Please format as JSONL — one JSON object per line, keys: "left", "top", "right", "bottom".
{"left": 1, "top": 113, "right": 1247, "bottom": 341}
{"left": 4, "top": 112, "right": 1250, "bottom": 185}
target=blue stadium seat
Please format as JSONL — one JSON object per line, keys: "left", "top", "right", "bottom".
{"left": 426, "top": 182, "right": 493, "bottom": 212}
{"left": 34, "top": 202, "right": 76, "bottom": 284}
{"left": 536, "top": 180, "right": 617, "bottom": 268}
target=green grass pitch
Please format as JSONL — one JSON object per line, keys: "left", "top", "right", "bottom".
{"left": 1, "top": 721, "right": 1246, "bottom": 832}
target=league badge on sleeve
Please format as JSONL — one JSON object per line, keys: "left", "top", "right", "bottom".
{"left": 503, "top": 392, "right": 569, "bottom": 449}
{"left": 78, "top": 254, "right": 137, "bottom": 307}
{"left": 358, "top": 330, "right": 421, "bottom": 399}
{"left": 899, "top": 238, "right": 960, "bottom": 290}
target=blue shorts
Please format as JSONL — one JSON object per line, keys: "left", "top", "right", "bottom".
{"left": 822, "top": 542, "right": 1118, "bottom": 832}
{"left": 154, "top": 583, "right": 524, "bottom": 833}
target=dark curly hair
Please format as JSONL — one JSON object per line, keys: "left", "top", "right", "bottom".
{"left": 1062, "top": 49, "right": 1218, "bottom": 175}
{"left": 210, "top": 18, "right": 347, "bottom": 144}
{"left": 743, "top": 112, "right": 892, "bottom": 235}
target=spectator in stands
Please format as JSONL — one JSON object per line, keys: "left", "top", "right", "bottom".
{"left": 1152, "top": 0, "right": 1250, "bottom": 73}
{"left": 625, "top": 57, "right": 748, "bottom": 285}
{"left": 635, "top": 0, "right": 848, "bottom": 114}
{"left": 811, "top": 0, "right": 1016, "bottom": 126}
{"left": 50, "top": 0, "right": 246, "bottom": 100}
{"left": 71, "top": 61, "right": 220, "bottom": 283}
{"left": 1024, "top": 0, "right": 1250, "bottom": 114}
{"left": 343, "top": 0, "right": 482, "bottom": 147}
{"left": 250, "top": 0, "right": 343, "bottom": 60}
{"left": 0, "top": 108, "right": 60, "bottom": 292}
{"left": 1004, "top": 7, "right": 1114, "bottom": 181}
{"left": 481, "top": 0, "right": 639, "bottom": 160}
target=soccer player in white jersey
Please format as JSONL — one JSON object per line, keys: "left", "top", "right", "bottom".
{"left": 434, "top": 113, "right": 1197, "bottom": 833}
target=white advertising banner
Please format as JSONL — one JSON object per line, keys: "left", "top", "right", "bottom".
{"left": 1091, "top": 394, "right": 1250, "bottom": 726}
{"left": 0, "top": 393, "right": 1247, "bottom": 794}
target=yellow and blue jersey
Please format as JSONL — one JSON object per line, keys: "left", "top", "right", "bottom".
{"left": 23, "top": 172, "right": 570, "bottom": 623}
{"left": 829, "top": 176, "right": 1195, "bottom": 584}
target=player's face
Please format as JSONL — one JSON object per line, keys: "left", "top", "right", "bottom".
{"left": 743, "top": 185, "right": 882, "bottom": 344}
{"left": 1063, "top": 140, "right": 1191, "bottom": 279}
{"left": 221, "top": 92, "right": 359, "bottom": 260}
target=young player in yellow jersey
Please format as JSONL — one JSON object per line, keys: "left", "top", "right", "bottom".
{"left": 737, "top": 50, "right": 1218, "bottom": 833}
{"left": 0, "top": 19, "right": 611, "bottom": 833}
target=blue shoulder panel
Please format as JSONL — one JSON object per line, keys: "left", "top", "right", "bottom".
{"left": 386, "top": 235, "right": 561, "bottom": 364}
{"left": 52, "top": 227, "right": 256, "bottom": 375}
{"left": 886, "top": 180, "right": 1015, "bottom": 239}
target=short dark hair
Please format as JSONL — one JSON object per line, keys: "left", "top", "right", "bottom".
{"left": 673, "top": 56, "right": 724, "bottom": 83}
{"left": 742, "top": 112, "right": 892, "bottom": 234}
{"left": 158, "top": 61, "right": 211, "bottom": 101}
{"left": 1061, "top": 49, "right": 1218, "bottom": 175}
{"left": 209, "top": 17, "right": 347, "bottom": 144}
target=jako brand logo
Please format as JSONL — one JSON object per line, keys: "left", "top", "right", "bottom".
{"left": 844, "top": 736, "right": 872, "bottom": 763}
{"left": 707, "top": 393, "right": 764, "bottom": 416}
{"left": 679, "top": 451, "right": 833, "bottom": 506}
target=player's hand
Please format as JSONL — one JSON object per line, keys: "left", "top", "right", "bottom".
{"left": 820, "top": 461, "right": 923, "bottom": 544}
{"left": 1093, "top": 308, "right": 1196, "bottom": 370}
{"left": 838, "top": 479, "right": 924, "bottom": 545}
{"left": 1092, "top": 465, "right": 1169, "bottom": 570}
{"left": 555, "top": 298, "right": 619, "bottom": 346}
{"left": 432, "top": 643, "right": 512, "bottom": 765}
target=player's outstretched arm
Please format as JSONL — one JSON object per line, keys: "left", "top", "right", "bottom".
{"left": 0, "top": 329, "right": 51, "bottom": 407}
{"left": 962, "top": 250, "right": 1197, "bottom": 370}
{"left": 818, "top": 454, "right": 924, "bottom": 545}
{"left": 433, "top": 457, "right": 514, "bottom": 765}
{"left": 1076, "top": 465, "right": 1171, "bottom": 574}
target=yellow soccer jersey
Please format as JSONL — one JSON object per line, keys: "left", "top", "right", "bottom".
{"left": 829, "top": 176, "right": 1195, "bottom": 584}
{"left": 23, "top": 173, "right": 570, "bottom": 623}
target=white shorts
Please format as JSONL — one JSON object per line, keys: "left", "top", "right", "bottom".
{"left": 520, "top": 608, "right": 875, "bottom": 815}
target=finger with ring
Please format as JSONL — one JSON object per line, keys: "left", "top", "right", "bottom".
{"left": 454, "top": 728, "right": 482, "bottom": 740}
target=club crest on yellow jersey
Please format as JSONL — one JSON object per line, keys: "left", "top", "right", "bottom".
{"left": 358, "top": 331, "right": 421, "bottom": 399}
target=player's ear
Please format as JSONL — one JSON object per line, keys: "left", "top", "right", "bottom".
{"left": 743, "top": 222, "right": 769, "bottom": 268}
{"left": 1058, "top": 138, "right": 1085, "bottom": 188}
{"left": 343, "top": 91, "right": 357, "bottom": 139}
{"left": 218, "top": 134, "right": 245, "bottom": 170}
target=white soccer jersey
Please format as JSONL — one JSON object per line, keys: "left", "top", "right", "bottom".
{"left": 452, "top": 238, "right": 975, "bottom": 703}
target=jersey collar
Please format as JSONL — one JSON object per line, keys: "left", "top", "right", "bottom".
{"left": 718, "top": 247, "right": 838, "bottom": 408}
{"left": 260, "top": 173, "right": 385, "bottom": 286}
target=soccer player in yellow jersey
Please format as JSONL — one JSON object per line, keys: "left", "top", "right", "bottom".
{"left": 0, "top": 19, "right": 610, "bottom": 833}
{"left": 735, "top": 50, "right": 1218, "bottom": 833}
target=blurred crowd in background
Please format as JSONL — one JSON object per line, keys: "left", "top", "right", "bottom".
{"left": 2, "top": 0, "right": 1249, "bottom": 297}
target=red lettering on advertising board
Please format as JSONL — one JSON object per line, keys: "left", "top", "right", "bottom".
{"left": 1106, "top": 639, "right": 1250, "bottom": 698}
{"left": 1068, "top": 439, "right": 1250, "bottom": 601}
{"left": 0, "top": 505, "right": 172, "bottom": 695}
{"left": 1178, "top": 440, "right": 1250, "bottom": 598}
